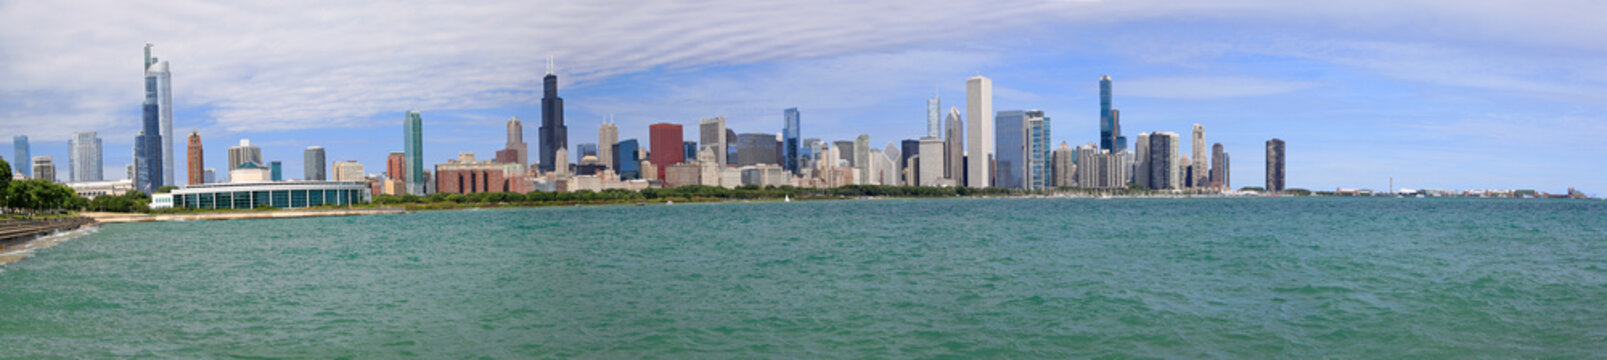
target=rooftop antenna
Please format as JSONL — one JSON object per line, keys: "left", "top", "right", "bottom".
{"left": 546, "top": 55, "right": 554, "bottom": 76}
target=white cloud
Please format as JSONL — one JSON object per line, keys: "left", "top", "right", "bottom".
{"left": 0, "top": 0, "right": 1064, "bottom": 140}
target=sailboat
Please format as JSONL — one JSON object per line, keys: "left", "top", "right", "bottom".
{"left": 785, "top": 195, "right": 792, "bottom": 203}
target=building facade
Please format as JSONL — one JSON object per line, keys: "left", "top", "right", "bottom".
{"left": 1148, "top": 132, "right": 1181, "bottom": 190}
{"left": 12, "top": 135, "right": 29, "bottom": 177}
{"left": 599, "top": 121, "right": 617, "bottom": 171}
{"left": 966, "top": 75, "right": 993, "bottom": 188}
{"left": 1026, "top": 111, "right": 1051, "bottom": 191}
{"left": 736, "top": 133, "right": 779, "bottom": 167}
{"left": 171, "top": 181, "right": 370, "bottom": 210}
{"left": 435, "top": 153, "right": 530, "bottom": 194}
{"left": 648, "top": 123, "right": 684, "bottom": 181}
{"left": 1266, "top": 138, "right": 1286, "bottom": 192}
{"left": 994, "top": 110, "right": 1025, "bottom": 189}
{"left": 506, "top": 116, "right": 530, "bottom": 168}
{"left": 927, "top": 94, "right": 941, "bottom": 138}
{"left": 69, "top": 131, "right": 102, "bottom": 182}
{"left": 945, "top": 107, "right": 963, "bottom": 185}
{"left": 1192, "top": 124, "right": 1207, "bottom": 189}
{"left": 333, "top": 160, "right": 365, "bottom": 182}
{"left": 699, "top": 117, "right": 727, "bottom": 167}
{"left": 783, "top": 108, "right": 800, "bottom": 173}
{"left": 32, "top": 156, "right": 55, "bottom": 182}
{"left": 227, "top": 139, "right": 262, "bottom": 171}
{"left": 614, "top": 139, "right": 641, "bottom": 180}
{"left": 404, "top": 111, "right": 425, "bottom": 195}
{"left": 188, "top": 132, "right": 205, "bottom": 185}
{"left": 304, "top": 146, "right": 325, "bottom": 181}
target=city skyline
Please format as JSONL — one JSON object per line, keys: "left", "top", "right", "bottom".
{"left": 1, "top": 1, "right": 1604, "bottom": 194}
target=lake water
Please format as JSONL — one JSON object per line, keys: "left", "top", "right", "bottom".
{"left": 2, "top": 198, "right": 1605, "bottom": 358}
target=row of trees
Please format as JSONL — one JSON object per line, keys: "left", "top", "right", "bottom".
{"left": 0, "top": 159, "right": 90, "bottom": 216}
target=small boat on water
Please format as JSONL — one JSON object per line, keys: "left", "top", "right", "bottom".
{"left": 785, "top": 195, "right": 791, "bottom": 203}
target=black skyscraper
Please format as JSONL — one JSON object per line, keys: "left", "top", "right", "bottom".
{"left": 538, "top": 65, "right": 566, "bottom": 173}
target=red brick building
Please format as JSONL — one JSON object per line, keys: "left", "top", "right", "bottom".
{"left": 649, "top": 123, "right": 684, "bottom": 181}
{"left": 434, "top": 153, "right": 531, "bottom": 194}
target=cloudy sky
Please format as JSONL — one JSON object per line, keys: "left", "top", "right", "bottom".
{"left": 2, "top": 0, "right": 1604, "bottom": 193}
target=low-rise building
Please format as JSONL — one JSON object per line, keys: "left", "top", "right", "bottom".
{"left": 65, "top": 179, "right": 134, "bottom": 199}
{"left": 169, "top": 181, "right": 371, "bottom": 210}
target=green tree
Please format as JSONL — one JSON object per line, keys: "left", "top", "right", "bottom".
{"left": 0, "top": 158, "right": 11, "bottom": 208}
{"left": 153, "top": 185, "right": 179, "bottom": 194}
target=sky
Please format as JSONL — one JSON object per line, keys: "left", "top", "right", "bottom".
{"left": 2, "top": 0, "right": 1605, "bottom": 194}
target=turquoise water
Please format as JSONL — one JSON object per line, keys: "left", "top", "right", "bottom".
{"left": 2, "top": 198, "right": 1605, "bottom": 358}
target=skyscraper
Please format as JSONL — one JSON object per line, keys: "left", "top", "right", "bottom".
{"left": 188, "top": 131, "right": 204, "bottom": 185}
{"left": 926, "top": 94, "right": 941, "bottom": 138}
{"left": 1211, "top": 143, "right": 1229, "bottom": 190}
{"left": 649, "top": 123, "right": 684, "bottom": 181}
{"left": 1266, "top": 138, "right": 1285, "bottom": 192}
{"left": 599, "top": 121, "right": 617, "bottom": 171}
{"left": 683, "top": 141, "right": 698, "bottom": 162}
{"left": 12, "top": 135, "right": 28, "bottom": 178}
{"left": 1051, "top": 142, "right": 1076, "bottom": 188}
{"left": 615, "top": 139, "right": 641, "bottom": 180}
{"left": 69, "top": 131, "right": 102, "bottom": 182}
{"left": 994, "top": 110, "right": 1025, "bottom": 189}
{"left": 304, "top": 146, "right": 325, "bottom": 181}
{"left": 883, "top": 142, "right": 902, "bottom": 186}
{"left": 900, "top": 139, "right": 920, "bottom": 185}
{"left": 966, "top": 75, "right": 993, "bottom": 188}
{"left": 699, "top": 117, "right": 727, "bottom": 167}
{"left": 135, "top": 45, "right": 164, "bottom": 192}
{"left": 783, "top": 108, "right": 800, "bottom": 173}
{"left": 32, "top": 156, "right": 55, "bottom": 182}
{"left": 1192, "top": 124, "right": 1207, "bottom": 189}
{"left": 270, "top": 161, "right": 283, "bottom": 181}
{"left": 917, "top": 137, "right": 945, "bottom": 187}
{"left": 1099, "top": 75, "right": 1125, "bottom": 153}
{"left": 736, "top": 133, "right": 780, "bottom": 167}
{"left": 386, "top": 151, "right": 405, "bottom": 179}
{"left": 404, "top": 111, "right": 425, "bottom": 195}
{"left": 944, "top": 107, "right": 963, "bottom": 184}
{"left": 833, "top": 140, "right": 855, "bottom": 168}
{"left": 1134, "top": 132, "right": 1150, "bottom": 189}
{"left": 1025, "top": 110, "right": 1051, "bottom": 191}
{"left": 227, "top": 139, "right": 262, "bottom": 171}
{"left": 150, "top": 58, "right": 174, "bottom": 187}
{"left": 506, "top": 116, "right": 529, "bottom": 168}
{"left": 538, "top": 60, "right": 567, "bottom": 173}
{"left": 854, "top": 135, "right": 871, "bottom": 183}
{"left": 1148, "top": 132, "right": 1180, "bottom": 190}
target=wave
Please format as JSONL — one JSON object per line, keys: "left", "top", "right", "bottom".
{"left": 0, "top": 225, "right": 99, "bottom": 266}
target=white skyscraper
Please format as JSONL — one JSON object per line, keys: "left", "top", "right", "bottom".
{"left": 150, "top": 60, "right": 174, "bottom": 188}
{"left": 966, "top": 75, "right": 993, "bottom": 188}
{"left": 69, "top": 131, "right": 103, "bottom": 182}
{"left": 917, "top": 137, "right": 945, "bottom": 187}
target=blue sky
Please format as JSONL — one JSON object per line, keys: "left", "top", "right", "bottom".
{"left": 2, "top": 0, "right": 1604, "bottom": 194}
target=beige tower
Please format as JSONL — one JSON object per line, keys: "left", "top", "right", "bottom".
{"left": 599, "top": 120, "right": 618, "bottom": 171}
{"left": 966, "top": 75, "right": 993, "bottom": 188}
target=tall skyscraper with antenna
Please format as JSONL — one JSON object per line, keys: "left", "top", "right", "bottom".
{"left": 538, "top": 57, "right": 567, "bottom": 173}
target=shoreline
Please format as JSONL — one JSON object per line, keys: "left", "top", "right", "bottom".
{"left": 82, "top": 207, "right": 408, "bottom": 224}
{"left": 0, "top": 225, "right": 98, "bottom": 265}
